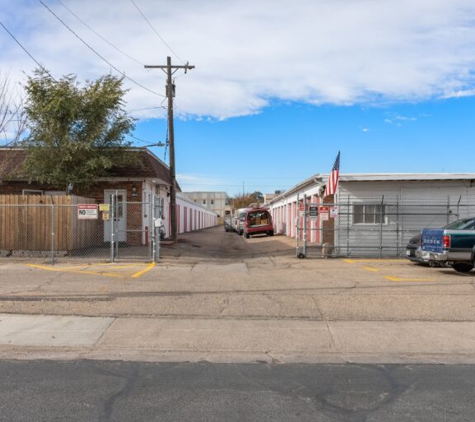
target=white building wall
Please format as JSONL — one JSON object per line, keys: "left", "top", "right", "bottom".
{"left": 337, "top": 180, "right": 475, "bottom": 251}
{"left": 268, "top": 175, "right": 475, "bottom": 254}
{"left": 268, "top": 184, "right": 323, "bottom": 242}
{"left": 176, "top": 194, "right": 218, "bottom": 233}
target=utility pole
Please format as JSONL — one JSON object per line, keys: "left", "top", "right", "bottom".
{"left": 145, "top": 57, "right": 195, "bottom": 242}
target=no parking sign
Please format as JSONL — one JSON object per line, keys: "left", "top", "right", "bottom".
{"left": 77, "top": 204, "right": 98, "bottom": 220}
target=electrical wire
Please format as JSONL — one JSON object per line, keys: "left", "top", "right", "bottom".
{"left": 129, "top": 0, "right": 186, "bottom": 65}
{"left": 0, "top": 20, "right": 56, "bottom": 80}
{"left": 127, "top": 134, "right": 157, "bottom": 144}
{"left": 129, "top": 105, "right": 167, "bottom": 113}
{"left": 54, "top": 0, "right": 144, "bottom": 66}
{"left": 39, "top": 0, "right": 165, "bottom": 97}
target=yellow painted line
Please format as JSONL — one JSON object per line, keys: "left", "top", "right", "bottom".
{"left": 131, "top": 262, "right": 156, "bottom": 278}
{"left": 347, "top": 259, "right": 402, "bottom": 263}
{"left": 28, "top": 262, "right": 157, "bottom": 278}
{"left": 49, "top": 264, "right": 139, "bottom": 270}
{"left": 27, "top": 264, "right": 125, "bottom": 278}
{"left": 384, "top": 276, "right": 435, "bottom": 282}
{"left": 363, "top": 266, "right": 380, "bottom": 272}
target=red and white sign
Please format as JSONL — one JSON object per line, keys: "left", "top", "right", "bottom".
{"left": 77, "top": 204, "right": 98, "bottom": 220}
{"left": 319, "top": 206, "right": 329, "bottom": 221}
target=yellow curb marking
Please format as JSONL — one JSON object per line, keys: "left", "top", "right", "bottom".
{"left": 343, "top": 259, "right": 434, "bottom": 281}
{"left": 27, "top": 263, "right": 155, "bottom": 279}
{"left": 43, "top": 264, "right": 139, "bottom": 271}
{"left": 27, "top": 264, "right": 125, "bottom": 278}
{"left": 384, "top": 276, "right": 435, "bottom": 282}
{"left": 132, "top": 262, "right": 156, "bottom": 278}
{"left": 345, "top": 259, "right": 403, "bottom": 264}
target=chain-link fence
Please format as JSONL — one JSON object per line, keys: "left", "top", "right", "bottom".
{"left": 296, "top": 196, "right": 475, "bottom": 258}
{"left": 0, "top": 194, "right": 163, "bottom": 264}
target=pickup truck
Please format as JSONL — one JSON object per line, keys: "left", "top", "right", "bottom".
{"left": 421, "top": 217, "right": 475, "bottom": 273}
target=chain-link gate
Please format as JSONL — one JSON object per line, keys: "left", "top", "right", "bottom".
{"left": 295, "top": 194, "right": 475, "bottom": 259}
{"left": 109, "top": 193, "right": 164, "bottom": 263}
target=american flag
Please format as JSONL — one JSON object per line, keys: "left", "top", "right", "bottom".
{"left": 323, "top": 151, "right": 340, "bottom": 197}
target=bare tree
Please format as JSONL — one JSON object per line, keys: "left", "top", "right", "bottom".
{"left": 0, "top": 73, "right": 27, "bottom": 181}
{"left": 0, "top": 73, "right": 26, "bottom": 146}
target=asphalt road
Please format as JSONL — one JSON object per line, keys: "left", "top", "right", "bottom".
{"left": 1, "top": 360, "right": 474, "bottom": 422}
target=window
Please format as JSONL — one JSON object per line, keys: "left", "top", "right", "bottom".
{"left": 353, "top": 204, "right": 386, "bottom": 224}
{"left": 211, "top": 200, "right": 214, "bottom": 205}
{"left": 203, "top": 199, "right": 206, "bottom": 205}
{"left": 444, "top": 218, "right": 475, "bottom": 230}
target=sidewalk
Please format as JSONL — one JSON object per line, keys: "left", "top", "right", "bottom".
{"left": 1, "top": 314, "right": 475, "bottom": 364}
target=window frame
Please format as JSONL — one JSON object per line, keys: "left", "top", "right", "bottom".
{"left": 353, "top": 203, "right": 388, "bottom": 225}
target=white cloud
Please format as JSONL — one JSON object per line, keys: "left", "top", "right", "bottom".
{"left": 2, "top": 0, "right": 475, "bottom": 119}
{"left": 176, "top": 173, "right": 229, "bottom": 192}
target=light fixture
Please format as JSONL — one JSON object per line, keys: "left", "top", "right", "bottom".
{"left": 141, "top": 142, "right": 166, "bottom": 148}
{"left": 131, "top": 184, "right": 138, "bottom": 197}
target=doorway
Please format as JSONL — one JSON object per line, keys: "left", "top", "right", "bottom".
{"left": 104, "top": 190, "right": 127, "bottom": 242}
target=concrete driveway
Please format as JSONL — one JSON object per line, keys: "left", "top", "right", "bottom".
{"left": 1, "top": 226, "right": 475, "bottom": 363}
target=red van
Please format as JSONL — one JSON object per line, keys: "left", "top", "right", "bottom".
{"left": 243, "top": 208, "right": 274, "bottom": 238}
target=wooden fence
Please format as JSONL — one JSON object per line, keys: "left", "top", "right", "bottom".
{"left": 0, "top": 195, "right": 101, "bottom": 252}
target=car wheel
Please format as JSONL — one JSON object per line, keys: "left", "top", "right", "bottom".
{"left": 244, "top": 231, "right": 250, "bottom": 239}
{"left": 452, "top": 263, "right": 474, "bottom": 273}
{"left": 267, "top": 230, "right": 274, "bottom": 237}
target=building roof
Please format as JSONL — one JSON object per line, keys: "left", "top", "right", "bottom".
{"left": 269, "top": 172, "right": 475, "bottom": 204}
{"left": 339, "top": 173, "right": 475, "bottom": 182}
{"left": 0, "top": 147, "right": 174, "bottom": 186}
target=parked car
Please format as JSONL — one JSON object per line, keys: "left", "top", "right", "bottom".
{"left": 242, "top": 208, "right": 274, "bottom": 238}
{"left": 405, "top": 233, "right": 427, "bottom": 264}
{"left": 224, "top": 217, "right": 233, "bottom": 232}
{"left": 421, "top": 217, "right": 475, "bottom": 273}
{"left": 406, "top": 221, "right": 463, "bottom": 265}
{"left": 233, "top": 208, "right": 252, "bottom": 235}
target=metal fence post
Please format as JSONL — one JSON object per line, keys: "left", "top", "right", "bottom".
{"left": 346, "top": 194, "right": 350, "bottom": 255}
{"left": 296, "top": 194, "right": 300, "bottom": 257}
{"left": 396, "top": 197, "right": 400, "bottom": 257}
{"left": 151, "top": 194, "right": 157, "bottom": 263}
{"left": 51, "top": 201, "right": 55, "bottom": 266}
{"left": 110, "top": 193, "right": 115, "bottom": 263}
{"left": 379, "top": 195, "right": 384, "bottom": 258}
{"left": 447, "top": 195, "right": 450, "bottom": 225}
{"left": 303, "top": 194, "right": 307, "bottom": 257}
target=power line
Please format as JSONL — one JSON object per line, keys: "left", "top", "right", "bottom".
{"left": 0, "top": 20, "right": 55, "bottom": 80}
{"left": 129, "top": 0, "right": 186, "bottom": 65}
{"left": 129, "top": 105, "right": 166, "bottom": 113}
{"left": 54, "top": 0, "right": 144, "bottom": 67}
{"left": 39, "top": 0, "right": 165, "bottom": 97}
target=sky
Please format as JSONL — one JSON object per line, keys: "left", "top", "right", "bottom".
{"left": 1, "top": 0, "right": 475, "bottom": 196}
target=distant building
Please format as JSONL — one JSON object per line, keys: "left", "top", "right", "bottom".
{"left": 264, "top": 190, "right": 283, "bottom": 204}
{"left": 181, "top": 191, "right": 229, "bottom": 218}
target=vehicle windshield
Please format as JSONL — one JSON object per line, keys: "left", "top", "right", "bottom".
{"left": 444, "top": 218, "right": 475, "bottom": 230}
